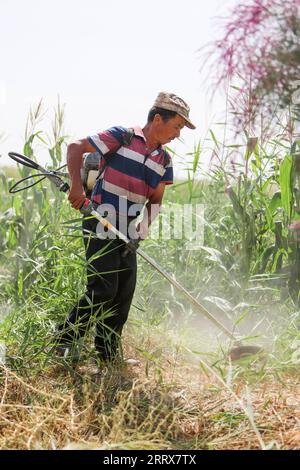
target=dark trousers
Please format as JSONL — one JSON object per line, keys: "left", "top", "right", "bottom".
{"left": 57, "top": 216, "right": 137, "bottom": 360}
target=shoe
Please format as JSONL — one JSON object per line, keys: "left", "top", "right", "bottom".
{"left": 123, "top": 358, "right": 141, "bottom": 366}
{"left": 53, "top": 344, "right": 80, "bottom": 363}
{"left": 54, "top": 345, "right": 69, "bottom": 357}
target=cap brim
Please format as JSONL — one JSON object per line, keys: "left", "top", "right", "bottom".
{"left": 185, "top": 119, "right": 196, "bottom": 130}
{"left": 178, "top": 112, "right": 196, "bottom": 130}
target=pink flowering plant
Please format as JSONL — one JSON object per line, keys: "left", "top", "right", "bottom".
{"left": 203, "top": 0, "right": 300, "bottom": 130}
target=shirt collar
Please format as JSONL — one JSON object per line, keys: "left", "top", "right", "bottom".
{"left": 132, "top": 125, "right": 146, "bottom": 141}
{"left": 132, "top": 125, "right": 163, "bottom": 155}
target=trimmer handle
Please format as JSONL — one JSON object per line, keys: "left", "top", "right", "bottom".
{"left": 79, "top": 198, "right": 95, "bottom": 216}
{"left": 59, "top": 182, "right": 70, "bottom": 193}
{"left": 122, "top": 238, "right": 141, "bottom": 257}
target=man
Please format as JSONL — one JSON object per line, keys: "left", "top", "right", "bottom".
{"left": 55, "top": 92, "right": 196, "bottom": 363}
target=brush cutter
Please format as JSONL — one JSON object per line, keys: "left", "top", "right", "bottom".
{"left": 8, "top": 152, "right": 263, "bottom": 361}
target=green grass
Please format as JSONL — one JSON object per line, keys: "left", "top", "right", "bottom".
{"left": 0, "top": 101, "right": 300, "bottom": 449}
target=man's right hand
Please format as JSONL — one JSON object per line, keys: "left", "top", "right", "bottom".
{"left": 68, "top": 184, "right": 87, "bottom": 210}
{"left": 66, "top": 138, "right": 96, "bottom": 210}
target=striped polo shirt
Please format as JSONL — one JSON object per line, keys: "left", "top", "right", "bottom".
{"left": 87, "top": 125, "right": 173, "bottom": 217}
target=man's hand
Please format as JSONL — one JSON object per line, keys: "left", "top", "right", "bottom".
{"left": 66, "top": 138, "right": 95, "bottom": 210}
{"left": 137, "top": 221, "right": 149, "bottom": 240}
{"left": 68, "top": 183, "right": 86, "bottom": 210}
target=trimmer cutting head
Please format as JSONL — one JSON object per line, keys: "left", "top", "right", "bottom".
{"left": 228, "top": 345, "right": 264, "bottom": 361}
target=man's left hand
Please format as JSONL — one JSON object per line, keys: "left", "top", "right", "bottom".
{"left": 137, "top": 221, "right": 149, "bottom": 240}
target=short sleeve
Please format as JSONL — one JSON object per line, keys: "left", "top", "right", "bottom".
{"left": 161, "top": 153, "right": 173, "bottom": 185}
{"left": 87, "top": 126, "right": 126, "bottom": 155}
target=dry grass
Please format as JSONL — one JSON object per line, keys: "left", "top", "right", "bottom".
{"left": 0, "top": 335, "right": 299, "bottom": 450}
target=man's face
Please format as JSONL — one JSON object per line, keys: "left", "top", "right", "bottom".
{"left": 154, "top": 114, "right": 186, "bottom": 145}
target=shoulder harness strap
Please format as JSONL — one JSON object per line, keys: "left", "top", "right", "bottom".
{"left": 96, "top": 127, "right": 135, "bottom": 180}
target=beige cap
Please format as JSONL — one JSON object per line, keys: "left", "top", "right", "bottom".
{"left": 153, "top": 91, "right": 196, "bottom": 129}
